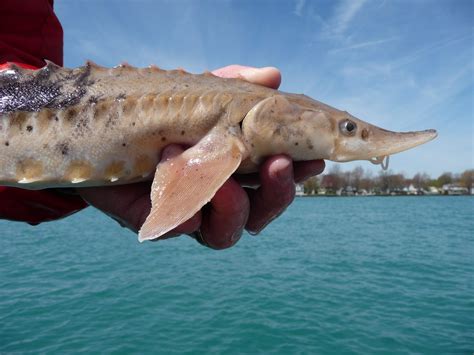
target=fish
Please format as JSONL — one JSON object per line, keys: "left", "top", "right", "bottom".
{"left": 0, "top": 61, "right": 437, "bottom": 241}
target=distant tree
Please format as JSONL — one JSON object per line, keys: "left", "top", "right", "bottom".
{"left": 412, "top": 172, "right": 430, "bottom": 190}
{"left": 390, "top": 173, "right": 406, "bottom": 190}
{"left": 376, "top": 171, "right": 406, "bottom": 193}
{"left": 422, "top": 173, "right": 431, "bottom": 189}
{"left": 321, "top": 164, "right": 344, "bottom": 193}
{"left": 340, "top": 171, "right": 351, "bottom": 190}
{"left": 360, "top": 170, "right": 374, "bottom": 192}
{"left": 303, "top": 176, "right": 319, "bottom": 195}
{"left": 434, "top": 172, "right": 453, "bottom": 188}
{"left": 321, "top": 175, "right": 339, "bottom": 193}
{"left": 427, "top": 177, "right": 438, "bottom": 187}
{"left": 352, "top": 166, "right": 364, "bottom": 191}
{"left": 378, "top": 170, "right": 392, "bottom": 193}
{"left": 459, "top": 170, "right": 474, "bottom": 194}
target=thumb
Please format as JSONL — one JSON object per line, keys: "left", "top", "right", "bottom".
{"left": 212, "top": 65, "right": 281, "bottom": 89}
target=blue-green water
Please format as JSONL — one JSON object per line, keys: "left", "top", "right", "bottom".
{"left": 1, "top": 196, "right": 473, "bottom": 354}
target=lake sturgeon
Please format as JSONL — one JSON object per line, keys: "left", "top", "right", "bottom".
{"left": 0, "top": 61, "right": 437, "bottom": 241}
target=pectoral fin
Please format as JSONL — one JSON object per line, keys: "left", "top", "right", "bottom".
{"left": 138, "top": 128, "right": 244, "bottom": 242}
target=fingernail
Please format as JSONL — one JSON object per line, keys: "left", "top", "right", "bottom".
{"left": 270, "top": 157, "right": 292, "bottom": 181}
{"left": 239, "top": 67, "right": 270, "bottom": 82}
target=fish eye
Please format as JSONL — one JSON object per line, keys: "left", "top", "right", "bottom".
{"left": 340, "top": 119, "right": 357, "bottom": 136}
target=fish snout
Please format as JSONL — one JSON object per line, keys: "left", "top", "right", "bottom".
{"left": 331, "top": 121, "right": 438, "bottom": 163}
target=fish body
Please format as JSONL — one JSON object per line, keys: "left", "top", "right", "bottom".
{"left": 0, "top": 62, "right": 437, "bottom": 241}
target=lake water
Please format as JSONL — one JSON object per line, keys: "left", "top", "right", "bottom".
{"left": 1, "top": 196, "right": 473, "bottom": 354}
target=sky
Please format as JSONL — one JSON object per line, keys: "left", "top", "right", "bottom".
{"left": 55, "top": 0, "right": 473, "bottom": 178}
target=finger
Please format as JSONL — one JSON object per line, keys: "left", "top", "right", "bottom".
{"left": 293, "top": 160, "right": 326, "bottom": 183}
{"left": 155, "top": 211, "right": 202, "bottom": 240}
{"left": 199, "top": 178, "right": 250, "bottom": 250}
{"left": 212, "top": 65, "right": 281, "bottom": 89}
{"left": 245, "top": 155, "right": 295, "bottom": 235}
{"left": 233, "top": 172, "right": 260, "bottom": 187}
{"left": 78, "top": 182, "right": 152, "bottom": 232}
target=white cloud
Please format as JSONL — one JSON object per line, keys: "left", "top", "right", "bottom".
{"left": 294, "top": 0, "right": 306, "bottom": 16}
{"left": 389, "top": 32, "right": 473, "bottom": 71}
{"left": 329, "top": 36, "right": 398, "bottom": 53}
{"left": 321, "top": 0, "right": 368, "bottom": 39}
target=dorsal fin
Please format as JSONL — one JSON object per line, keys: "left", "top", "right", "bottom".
{"left": 202, "top": 70, "right": 215, "bottom": 77}
{"left": 117, "top": 62, "right": 132, "bottom": 68}
{"left": 173, "top": 68, "right": 188, "bottom": 75}
{"left": 34, "top": 60, "right": 60, "bottom": 81}
{"left": 7, "top": 63, "right": 21, "bottom": 73}
{"left": 147, "top": 64, "right": 163, "bottom": 72}
{"left": 83, "top": 60, "right": 108, "bottom": 74}
{"left": 107, "top": 63, "right": 136, "bottom": 76}
{"left": 0, "top": 64, "right": 23, "bottom": 89}
{"left": 0, "top": 62, "right": 28, "bottom": 79}
{"left": 43, "top": 59, "right": 61, "bottom": 72}
{"left": 85, "top": 60, "right": 103, "bottom": 69}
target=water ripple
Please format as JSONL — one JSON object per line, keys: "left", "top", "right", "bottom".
{"left": 0, "top": 196, "right": 473, "bottom": 353}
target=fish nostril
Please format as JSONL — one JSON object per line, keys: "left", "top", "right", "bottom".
{"left": 361, "top": 128, "right": 369, "bottom": 141}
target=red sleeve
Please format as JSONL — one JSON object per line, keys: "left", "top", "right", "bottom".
{"left": 0, "top": 0, "right": 88, "bottom": 225}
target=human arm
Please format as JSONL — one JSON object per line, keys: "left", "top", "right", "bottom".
{"left": 0, "top": 0, "right": 88, "bottom": 224}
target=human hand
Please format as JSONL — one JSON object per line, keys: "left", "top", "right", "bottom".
{"left": 77, "top": 65, "right": 325, "bottom": 249}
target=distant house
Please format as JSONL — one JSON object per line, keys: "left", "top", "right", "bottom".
{"left": 339, "top": 186, "right": 356, "bottom": 196}
{"left": 403, "top": 184, "right": 419, "bottom": 195}
{"left": 295, "top": 183, "right": 305, "bottom": 196}
{"left": 426, "top": 186, "right": 441, "bottom": 195}
{"left": 442, "top": 184, "right": 469, "bottom": 195}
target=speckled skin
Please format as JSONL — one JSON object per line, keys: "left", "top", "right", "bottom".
{"left": 0, "top": 62, "right": 264, "bottom": 188}
{"left": 0, "top": 61, "right": 437, "bottom": 190}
